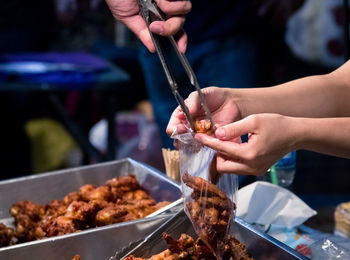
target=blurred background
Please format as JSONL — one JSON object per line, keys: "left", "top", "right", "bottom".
{"left": 0, "top": 0, "right": 349, "bottom": 233}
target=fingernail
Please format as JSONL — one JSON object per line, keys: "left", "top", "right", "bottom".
{"left": 216, "top": 128, "right": 226, "bottom": 139}
{"left": 151, "top": 24, "right": 164, "bottom": 35}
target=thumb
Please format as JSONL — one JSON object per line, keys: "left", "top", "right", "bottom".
{"left": 215, "top": 117, "right": 254, "bottom": 141}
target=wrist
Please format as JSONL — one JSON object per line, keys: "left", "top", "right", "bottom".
{"left": 288, "top": 116, "right": 311, "bottom": 151}
{"left": 226, "top": 88, "right": 248, "bottom": 119}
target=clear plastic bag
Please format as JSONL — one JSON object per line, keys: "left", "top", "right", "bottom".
{"left": 172, "top": 129, "right": 238, "bottom": 259}
{"left": 307, "top": 233, "right": 350, "bottom": 259}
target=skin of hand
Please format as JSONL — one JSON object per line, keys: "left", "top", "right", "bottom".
{"left": 196, "top": 114, "right": 350, "bottom": 175}
{"left": 194, "top": 113, "right": 299, "bottom": 175}
{"left": 105, "top": 0, "right": 191, "bottom": 53}
{"left": 167, "top": 61, "right": 350, "bottom": 176}
{"left": 166, "top": 87, "right": 242, "bottom": 137}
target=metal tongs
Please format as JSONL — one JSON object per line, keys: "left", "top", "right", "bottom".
{"left": 138, "top": 0, "right": 213, "bottom": 132}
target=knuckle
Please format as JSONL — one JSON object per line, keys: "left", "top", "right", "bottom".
{"left": 248, "top": 114, "right": 259, "bottom": 127}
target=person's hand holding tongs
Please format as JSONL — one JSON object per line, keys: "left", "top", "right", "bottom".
{"left": 105, "top": 0, "right": 190, "bottom": 53}
{"left": 138, "top": 0, "right": 214, "bottom": 134}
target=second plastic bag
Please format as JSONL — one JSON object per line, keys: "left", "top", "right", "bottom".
{"left": 173, "top": 129, "right": 238, "bottom": 259}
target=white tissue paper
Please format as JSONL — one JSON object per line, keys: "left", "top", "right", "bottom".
{"left": 236, "top": 181, "right": 317, "bottom": 228}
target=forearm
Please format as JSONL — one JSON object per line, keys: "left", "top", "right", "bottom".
{"left": 292, "top": 117, "right": 350, "bottom": 158}
{"left": 228, "top": 61, "right": 350, "bottom": 118}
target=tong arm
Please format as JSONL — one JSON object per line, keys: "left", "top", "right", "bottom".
{"left": 138, "top": 0, "right": 213, "bottom": 132}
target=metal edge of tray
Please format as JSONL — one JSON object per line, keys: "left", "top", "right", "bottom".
{"left": 0, "top": 214, "right": 174, "bottom": 260}
{"left": 130, "top": 158, "right": 181, "bottom": 189}
{"left": 233, "top": 217, "right": 309, "bottom": 260}
{"left": 113, "top": 209, "right": 309, "bottom": 260}
{"left": 0, "top": 157, "right": 180, "bottom": 189}
{"left": 0, "top": 158, "right": 131, "bottom": 185}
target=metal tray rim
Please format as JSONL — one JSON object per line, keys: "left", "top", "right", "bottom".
{"left": 0, "top": 214, "right": 173, "bottom": 252}
{"left": 0, "top": 158, "right": 177, "bottom": 186}
{"left": 234, "top": 217, "right": 308, "bottom": 259}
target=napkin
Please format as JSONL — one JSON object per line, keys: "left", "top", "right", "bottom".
{"left": 236, "top": 181, "right": 317, "bottom": 228}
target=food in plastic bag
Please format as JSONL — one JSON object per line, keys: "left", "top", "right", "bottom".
{"left": 182, "top": 173, "right": 236, "bottom": 251}
{"left": 173, "top": 128, "right": 238, "bottom": 259}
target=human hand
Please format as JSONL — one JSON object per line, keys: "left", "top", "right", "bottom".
{"left": 166, "top": 87, "right": 242, "bottom": 137}
{"left": 105, "top": 0, "right": 191, "bottom": 53}
{"left": 195, "top": 113, "right": 298, "bottom": 176}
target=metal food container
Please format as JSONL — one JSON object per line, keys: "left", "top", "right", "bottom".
{"left": 113, "top": 209, "right": 309, "bottom": 260}
{"left": 0, "top": 158, "right": 182, "bottom": 260}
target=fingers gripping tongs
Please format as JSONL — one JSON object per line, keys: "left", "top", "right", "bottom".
{"left": 138, "top": 0, "right": 213, "bottom": 132}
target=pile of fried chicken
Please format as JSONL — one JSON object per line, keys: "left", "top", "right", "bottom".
{"left": 123, "top": 174, "right": 253, "bottom": 260}
{"left": 0, "top": 174, "right": 169, "bottom": 247}
{"left": 124, "top": 232, "right": 253, "bottom": 260}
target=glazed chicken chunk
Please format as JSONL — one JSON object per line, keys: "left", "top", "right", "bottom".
{"left": 2, "top": 174, "right": 170, "bottom": 248}
{"left": 0, "top": 223, "right": 15, "bottom": 247}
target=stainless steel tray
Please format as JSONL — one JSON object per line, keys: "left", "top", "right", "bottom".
{"left": 2, "top": 215, "right": 171, "bottom": 260}
{"left": 113, "top": 209, "right": 309, "bottom": 260}
{"left": 0, "top": 158, "right": 182, "bottom": 259}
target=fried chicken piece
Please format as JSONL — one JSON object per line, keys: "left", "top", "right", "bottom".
{"left": 123, "top": 233, "right": 253, "bottom": 260}
{"left": 45, "top": 200, "right": 67, "bottom": 218}
{"left": 182, "top": 172, "right": 226, "bottom": 199}
{"left": 123, "top": 250, "right": 176, "bottom": 260}
{"left": 195, "top": 119, "right": 213, "bottom": 134}
{"left": 121, "top": 200, "right": 158, "bottom": 220}
{"left": 39, "top": 215, "right": 77, "bottom": 237}
{"left": 10, "top": 200, "right": 45, "bottom": 242}
{"left": 117, "top": 189, "right": 169, "bottom": 219}
{"left": 72, "top": 255, "right": 80, "bottom": 260}
{"left": 95, "top": 204, "right": 128, "bottom": 226}
{"left": 79, "top": 185, "right": 114, "bottom": 202}
{"left": 3, "top": 174, "right": 170, "bottom": 248}
{"left": 195, "top": 196, "right": 232, "bottom": 210}
{"left": 65, "top": 201, "right": 101, "bottom": 229}
{"left": 64, "top": 191, "right": 82, "bottom": 205}
{"left": 0, "top": 223, "right": 15, "bottom": 247}
{"left": 106, "top": 174, "right": 140, "bottom": 190}
{"left": 106, "top": 175, "right": 140, "bottom": 198}
{"left": 38, "top": 200, "right": 101, "bottom": 238}
{"left": 122, "top": 190, "right": 152, "bottom": 201}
